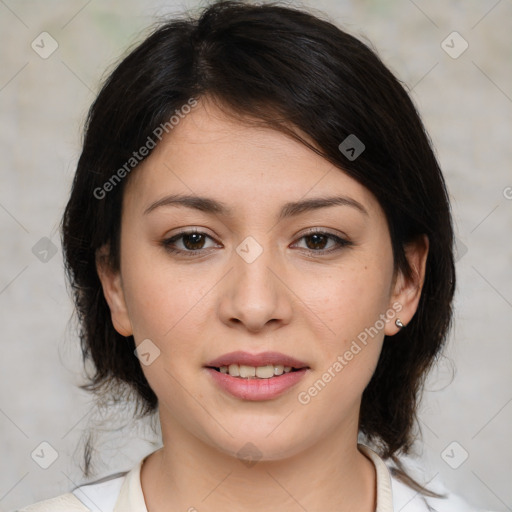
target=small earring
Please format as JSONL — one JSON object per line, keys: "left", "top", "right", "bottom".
{"left": 395, "top": 318, "right": 404, "bottom": 330}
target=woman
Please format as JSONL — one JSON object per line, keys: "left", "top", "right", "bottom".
{"left": 17, "top": 1, "right": 488, "bottom": 511}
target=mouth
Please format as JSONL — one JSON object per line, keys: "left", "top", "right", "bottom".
{"left": 203, "top": 351, "right": 310, "bottom": 400}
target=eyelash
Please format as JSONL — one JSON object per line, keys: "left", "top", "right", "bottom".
{"left": 161, "top": 228, "right": 353, "bottom": 257}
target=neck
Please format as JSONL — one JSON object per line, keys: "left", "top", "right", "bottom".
{"left": 141, "top": 410, "right": 376, "bottom": 512}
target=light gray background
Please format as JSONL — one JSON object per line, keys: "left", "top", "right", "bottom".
{"left": 1, "top": 1, "right": 511, "bottom": 511}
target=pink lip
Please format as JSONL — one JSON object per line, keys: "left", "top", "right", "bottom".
{"left": 204, "top": 351, "right": 309, "bottom": 369}
{"left": 205, "top": 367, "right": 309, "bottom": 401}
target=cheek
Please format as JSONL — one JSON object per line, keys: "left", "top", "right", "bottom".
{"left": 296, "top": 260, "right": 392, "bottom": 395}
{"left": 300, "top": 259, "right": 393, "bottom": 341}
{"left": 121, "top": 230, "right": 197, "bottom": 323}
{"left": 121, "top": 262, "right": 210, "bottom": 404}
{"left": 119, "top": 246, "right": 210, "bottom": 358}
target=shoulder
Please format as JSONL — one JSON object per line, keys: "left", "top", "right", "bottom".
{"left": 358, "top": 443, "right": 492, "bottom": 512}
{"left": 387, "top": 461, "right": 493, "bottom": 512}
{"left": 14, "top": 493, "right": 91, "bottom": 512}
{"left": 71, "top": 471, "right": 127, "bottom": 512}
{"left": 390, "top": 471, "right": 477, "bottom": 511}
{"left": 13, "top": 471, "right": 127, "bottom": 512}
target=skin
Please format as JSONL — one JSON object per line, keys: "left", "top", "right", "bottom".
{"left": 97, "top": 98, "right": 428, "bottom": 512}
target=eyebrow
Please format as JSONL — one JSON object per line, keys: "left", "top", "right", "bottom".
{"left": 143, "top": 193, "right": 368, "bottom": 219}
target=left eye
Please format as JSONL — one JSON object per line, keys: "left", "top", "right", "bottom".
{"left": 292, "top": 232, "right": 351, "bottom": 252}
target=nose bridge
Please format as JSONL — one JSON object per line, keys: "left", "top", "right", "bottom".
{"left": 218, "top": 235, "right": 292, "bottom": 330}
{"left": 236, "top": 239, "right": 275, "bottom": 291}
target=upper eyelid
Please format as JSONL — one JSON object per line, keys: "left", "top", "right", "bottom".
{"left": 167, "top": 227, "right": 347, "bottom": 240}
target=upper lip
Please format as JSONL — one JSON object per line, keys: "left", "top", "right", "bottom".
{"left": 205, "top": 351, "right": 309, "bottom": 369}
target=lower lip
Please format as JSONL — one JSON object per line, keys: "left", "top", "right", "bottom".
{"left": 205, "top": 368, "right": 309, "bottom": 401}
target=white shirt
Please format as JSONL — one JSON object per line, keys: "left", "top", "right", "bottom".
{"left": 15, "top": 445, "right": 489, "bottom": 512}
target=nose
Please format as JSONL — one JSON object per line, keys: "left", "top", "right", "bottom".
{"left": 217, "top": 243, "right": 293, "bottom": 333}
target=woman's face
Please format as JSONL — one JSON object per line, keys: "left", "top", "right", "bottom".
{"left": 98, "top": 99, "right": 425, "bottom": 461}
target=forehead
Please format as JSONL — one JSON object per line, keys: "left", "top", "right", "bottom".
{"left": 123, "top": 99, "right": 382, "bottom": 220}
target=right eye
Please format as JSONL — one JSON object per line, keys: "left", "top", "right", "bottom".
{"left": 161, "top": 229, "right": 221, "bottom": 256}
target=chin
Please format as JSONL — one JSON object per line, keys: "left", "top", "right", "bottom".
{"left": 202, "top": 423, "right": 311, "bottom": 464}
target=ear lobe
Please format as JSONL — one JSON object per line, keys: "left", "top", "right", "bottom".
{"left": 95, "top": 245, "right": 133, "bottom": 337}
{"left": 385, "top": 235, "right": 429, "bottom": 336}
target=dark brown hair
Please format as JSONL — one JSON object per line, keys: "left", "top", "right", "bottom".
{"left": 62, "top": 0, "right": 455, "bottom": 493}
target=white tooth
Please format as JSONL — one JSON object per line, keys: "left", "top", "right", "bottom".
{"left": 256, "top": 365, "right": 275, "bottom": 379}
{"left": 226, "top": 364, "right": 291, "bottom": 379}
{"left": 239, "top": 365, "right": 256, "bottom": 378}
{"left": 228, "top": 364, "right": 240, "bottom": 377}
{"left": 273, "top": 365, "right": 284, "bottom": 376}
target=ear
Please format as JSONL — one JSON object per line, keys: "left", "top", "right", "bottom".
{"left": 96, "top": 245, "right": 133, "bottom": 337}
{"left": 385, "top": 235, "right": 429, "bottom": 336}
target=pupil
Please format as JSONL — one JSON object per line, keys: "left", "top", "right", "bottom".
{"left": 306, "top": 234, "right": 327, "bottom": 250}
{"left": 184, "top": 233, "right": 204, "bottom": 250}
